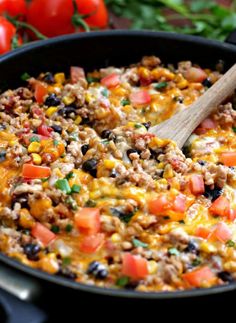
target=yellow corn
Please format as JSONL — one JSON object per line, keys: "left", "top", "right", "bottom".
{"left": 9, "top": 140, "right": 18, "bottom": 147}
{"left": 62, "top": 96, "right": 75, "bottom": 106}
{"left": 111, "top": 233, "right": 122, "bottom": 243}
{"left": 54, "top": 73, "right": 65, "bottom": 84}
{"left": 39, "top": 253, "right": 59, "bottom": 274}
{"left": 74, "top": 116, "right": 82, "bottom": 125}
{"left": 28, "top": 142, "right": 41, "bottom": 153}
{"left": 112, "top": 87, "right": 127, "bottom": 97}
{"left": 200, "top": 241, "right": 217, "bottom": 253}
{"left": 46, "top": 107, "right": 58, "bottom": 117}
{"left": 177, "top": 79, "right": 188, "bottom": 89}
{"left": 148, "top": 260, "right": 158, "bottom": 275}
{"left": 163, "top": 164, "right": 173, "bottom": 179}
{"left": 104, "top": 159, "right": 115, "bottom": 169}
{"left": 19, "top": 209, "right": 35, "bottom": 229}
{"left": 31, "top": 153, "right": 42, "bottom": 165}
{"left": 85, "top": 93, "right": 92, "bottom": 103}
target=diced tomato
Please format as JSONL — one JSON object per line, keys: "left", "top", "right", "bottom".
{"left": 122, "top": 253, "right": 148, "bottom": 279}
{"left": 34, "top": 82, "right": 47, "bottom": 104}
{"left": 229, "top": 208, "right": 236, "bottom": 221}
{"left": 101, "top": 73, "right": 120, "bottom": 88}
{"left": 70, "top": 66, "right": 85, "bottom": 84}
{"left": 195, "top": 118, "right": 216, "bottom": 135}
{"left": 129, "top": 90, "right": 151, "bottom": 106}
{"left": 79, "top": 233, "right": 104, "bottom": 253}
{"left": 195, "top": 227, "right": 212, "bottom": 239}
{"left": 75, "top": 208, "right": 100, "bottom": 235}
{"left": 220, "top": 152, "right": 236, "bottom": 167}
{"left": 189, "top": 174, "right": 205, "bottom": 195}
{"left": 184, "top": 67, "right": 208, "bottom": 83}
{"left": 211, "top": 222, "right": 231, "bottom": 243}
{"left": 182, "top": 266, "right": 214, "bottom": 287}
{"left": 31, "top": 222, "right": 56, "bottom": 246}
{"left": 31, "top": 106, "right": 45, "bottom": 117}
{"left": 22, "top": 164, "right": 51, "bottom": 179}
{"left": 37, "top": 124, "right": 53, "bottom": 137}
{"left": 209, "top": 196, "right": 230, "bottom": 217}
{"left": 172, "top": 194, "right": 187, "bottom": 213}
{"left": 149, "top": 195, "right": 171, "bottom": 216}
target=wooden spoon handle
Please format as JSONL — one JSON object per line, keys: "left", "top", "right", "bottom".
{"left": 150, "top": 63, "right": 236, "bottom": 148}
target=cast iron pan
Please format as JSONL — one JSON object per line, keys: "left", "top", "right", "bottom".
{"left": 1, "top": 30, "right": 236, "bottom": 322}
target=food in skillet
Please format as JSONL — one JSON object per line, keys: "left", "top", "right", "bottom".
{"left": 0, "top": 56, "right": 236, "bottom": 291}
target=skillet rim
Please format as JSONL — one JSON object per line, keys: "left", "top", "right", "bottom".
{"left": 1, "top": 30, "right": 236, "bottom": 299}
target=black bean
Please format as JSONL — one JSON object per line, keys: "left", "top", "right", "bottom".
{"left": 0, "top": 124, "right": 6, "bottom": 131}
{"left": 184, "top": 241, "right": 199, "bottom": 254}
{"left": 110, "top": 169, "right": 117, "bottom": 178}
{"left": 43, "top": 72, "right": 55, "bottom": 84}
{"left": 57, "top": 106, "right": 77, "bottom": 117}
{"left": 202, "top": 78, "right": 212, "bottom": 88}
{"left": 81, "top": 144, "right": 89, "bottom": 155}
{"left": 57, "top": 268, "right": 77, "bottom": 280}
{"left": 44, "top": 93, "right": 61, "bottom": 107}
{"left": 51, "top": 124, "right": 62, "bottom": 134}
{"left": 101, "top": 129, "right": 116, "bottom": 141}
{"left": 24, "top": 244, "right": 41, "bottom": 261}
{"left": 80, "top": 117, "right": 91, "bottom": 125}
{"left": 0, "top": 150, "right": 6, "bottom": 162}
{"left": 82, "top": 158, "right": 98, "bottom": 177}
{"left": 204, "top": 186, "right": 222, "bottom": 201}
{"left": 87, "top": 261, "right": 108, "bottom": 279}
{"left": 12, "top": 193, "right": 29, "bottom": 209}
{"left": 217, "top": 271, "right": 234, "bottom": 283}
{"left": 198, "top": 160, "right": 206, "bottom": 166}
{"left": 142, "top": 121, "right": 151, "bottom": 130}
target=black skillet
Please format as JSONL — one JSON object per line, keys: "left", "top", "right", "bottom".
{"left": 1, "top": 30, "right": 236, "bottom": 322}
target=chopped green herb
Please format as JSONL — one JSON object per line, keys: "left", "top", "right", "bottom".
{"left": 101, "top": 88, "right": 109, "bottom": 97}
{"left": 155, "top": 82, "right": 168, "bottom": 90}
{"left": 62, "top": 257, "right": 71, "bottom": 266}
{"left": 21, "top": 72, "right": 30, "bottom": 81}
{"left": 53, "top": 139, "right": 59, "bottom": 146}
{"left": 65, "top": 224, "right": 73, "bottom": 233}
{"left": 51, "top": 225, "right": 60, "bottom": 233}
{"left": 29, "top": 136, "right": 40, "bottom": 143}
{"left": 121, "top": 98, "right": 130, "bottom": 106}
{"left": 69, "top": 133, "right": 78, "bottom": 141}
{"left": 87, "top": 76, "right": 100, "bottom": 83}
{"left": 110, "top": 207, "right": 137, "bottom": 223}
{"left": 55, "top": 179, "right": 71, "bottom": 194}
{"left": 71, "top": 184, "right": 81, "bottom": 194}
{"left": 192, "top": 258, "right": 202, "bottom": 267}
{"left": 232, "top": 127, "right": 236, "bottom": 133}
{"left": 65, "top": 172, "right": 74, "bottom": 180}
{"left": 116, "top": 276, "right": 129, "bottom": 287}
{"left": 85, "top": 199, "right": 97, "bottom": 207}
{"left": 41, "top": 178, "right": 49, "bottom": 183}
{"left": 134, "top": 123, "right": 143, "bottom": 129}
{"left": 168, "top": 247, "right": 180, "bottom": 256}
{"left": 132, "top": 238, "right": 148, "bottom": 248}
{"left": 226, "top": 240, "right": 235, "bottom": 247}
{"left": 65, "top": 196, "right": 78, "bottom": 210}
{"left": 101, "top": 139, "right": 110, "bottom": 145}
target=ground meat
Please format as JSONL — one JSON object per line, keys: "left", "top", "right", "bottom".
{"left": 141, "top": 56, "right": 161, "bottom": 68}
{"left": 12, "top": 183, "right": 43, "bottom": 195}
{"left": 202, "top": 163, "right": 228, "bottom": 188}
{"left": 213, "top": 103, "right": 236, "bottom": 128}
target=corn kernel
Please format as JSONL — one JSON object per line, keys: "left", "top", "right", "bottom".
{"left": 74, "top": 116, "right": 82, "bottom": 125}
{"left": 31, "top": 153, "right": 42, "bottom": 165}
{"left": 148, "top": 260, "right": 158, "bottom": 275}
{"left": 85, "top": 93, "right": 92, "bottom": 103}
{"left": 39, "top": 253, "right": 59, "bottom": 274}
{"left": 177, "top": 79, "right": 188, "bottom": 89}
{"left": 54, "top": 73, "right": 65, "bottom": 84}
{"left": 163, "top": 165, "right": 173, "bottom": 179}
{"left": 111, "top": 233, "right": 122, "bottom": 243}
{"left": 9, "top": 140, "right": 17, "bottom": 147}
{"left": 104, "top": 159, "right": 115, "bottom": 169}
{"left": 19, "top": 209, "right": 35, "bottom": 229}
{"left": 200, "top": 241, "right": 217, "bottom": 253}
{"left": 62, "top": 96, "right": 75, "bottom": 105}
{"left": 28, "top": 142, "right": 41, "bottom": 153}
{"left": 46, "top": 107, "right": 57, "bottom": 117}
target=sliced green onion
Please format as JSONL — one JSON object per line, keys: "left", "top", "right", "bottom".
{"left": 29, "top": 136, "right": 40, "bottom": 143}
{"left": 116, "top": 276, "right": 129, "bottom": 287}
{"left": 132, "top": 238, "right": 148, "bottom": 248}
{"left": 62, "top": 257, "right": 71, "bottom": 266}
{"left": 168, "top": 247, "right": 179, "bottom": 256}
{"left": 55, "top": 179, "right": 71, "bottom": 194}
{"left": 65, "top": 196, "right": 78, "bottom": 210}
{"left": 155, "top": 82, "right": 168, "bottom": 90}
{"left": 232, "top": 127, "right": 236, "bottom": 133}
{"left": 65, "top": 172, "right": 74, "bottom": 180}
{"left": 71, "top": 184, "right": 81, "bottom": 194}
{"left": 134, "top": 123, "right": 143, "bottom": 129}
{"left": 101, "top": 88, "right": 109, "bottom": 97}
{"left": 65, "top": 224, "right": 73, "bottom": 233}
{"left": 21, "top": 72, "right": 31, "bottom": 81}
{"left": 87, "top": 76, "right": 100, "bottom": 83}
{"left": 121, "top": 98, "right": 130, "bottom": 106}
{"left": 226, "top": 240, "right": 235, "bottom": 247}
{"left": 53, "top": 139, "right": 59, "bottom": 146}
{"left": 51, "top": 225, "right": 60, "bottom": 233}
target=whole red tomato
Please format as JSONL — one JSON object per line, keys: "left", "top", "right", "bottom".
{"left": 0, "top": 0, "right": 27, "bottom": 17}
{"left": 27, "top": 0, "right": 108, "bottom": 38}
{"left": 0, "top": 16, "right": 22, "bottom": 54}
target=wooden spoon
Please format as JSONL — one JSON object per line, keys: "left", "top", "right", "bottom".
{"left": 149, "top": 64, "right": 236, "bottom": 148}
